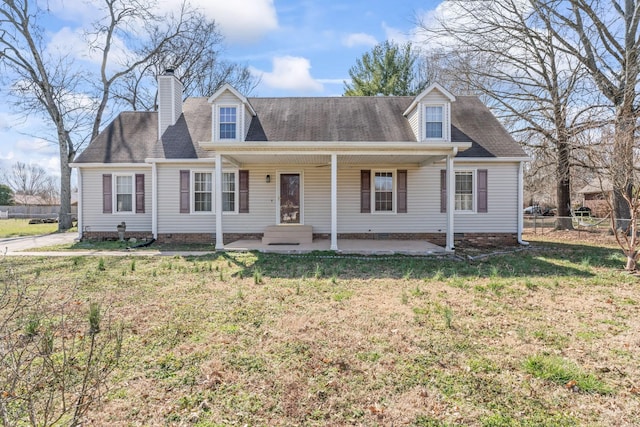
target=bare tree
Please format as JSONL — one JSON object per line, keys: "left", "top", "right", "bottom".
{"left": 112, "top": 12, "right": 259, "bottom": 111}
{"left": 0, "top": 0, "right": 253, "bottom": 231}
{"left": 419, "top": 0, "right": 604, "bottom": 228}
{"left": 3, "top": 162, "right": 58, "bottom": 205}
{"left": 531, "top": 0, "right": 640, "bottom": 227}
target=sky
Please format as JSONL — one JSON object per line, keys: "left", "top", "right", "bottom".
{"left": 0, "top": 0, "right": 443, "bottom": 183}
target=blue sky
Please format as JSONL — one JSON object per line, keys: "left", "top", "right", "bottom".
{"left": 0, "top": 0, "right": 442, "bottom": 181}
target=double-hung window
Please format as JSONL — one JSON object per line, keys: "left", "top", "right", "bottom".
{"left": 219, "top": 107, "right": 237, "bottom": 140}
{"left": 425, "top": 106, "right": 443, "bottom": 139}
{"left": 455, "top": 171, "right": 473, "bottom": 211}
{"left": 193, "top": 172, "right": 212, "bottom": 212}
{"left": 222, "top": 172, "right": 236, "bottom": 212}
{"left": 115, "top": 175, "right": 133, "bottom": 212}
{"left": 374, "top": 171, "right": 393, "bottom": 212}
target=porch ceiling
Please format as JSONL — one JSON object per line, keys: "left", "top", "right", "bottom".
{"left": 222, "top": 153, "right": 447, "bottom": 167}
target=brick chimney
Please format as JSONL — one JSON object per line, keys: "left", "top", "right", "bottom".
{"left": 157, "top": 68, "right": 183, "bottom": 138}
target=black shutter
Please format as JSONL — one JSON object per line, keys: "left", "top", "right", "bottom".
{"left": 361, "top": 170, "right": 371, "bottom": 213}
{"left": 179, "top": 170, "right": 190, "bottom": 213}
{"left": 102, "top": 174, "right": 112, "bottom": 213}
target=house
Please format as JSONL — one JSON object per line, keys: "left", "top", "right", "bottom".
{"left": 577, "top": 178, "right": 611, "bottom": 218}
{"left": 70, "top": 70, "right": 529, "bottom": 251}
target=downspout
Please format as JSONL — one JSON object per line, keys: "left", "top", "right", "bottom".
{"left": 518, "top": 161, "right": 529, "bottom": 245}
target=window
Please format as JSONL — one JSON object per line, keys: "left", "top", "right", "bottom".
{"left": 374, "top": 172, "right": 393, "bottom": 212}
{"left": 222, "top": 172, "right": 236, "bottom": 212}
{"left": 425, "top": 106, "right": 443, "bottom": 138}
{"left": 455, "top": 171, "right": 473, "bottom": 211}
{"left": 219, "top": 107, "right": 237, "bottom": 139}
{"left": 193, "top": 172, "right": 212, "bottom": 212}
{"left": 115, "top": 175, "right": 133, "bottom": 212}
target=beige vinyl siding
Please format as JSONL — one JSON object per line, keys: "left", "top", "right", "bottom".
{"left": 406, "top": 107, "right": 420, "bottom": 141}
{"left": 81, "top": 168, "right": 152, "bottom": 232}
{"left": 337, "top": 166, "right": 436, "bottom": 233}
{"left": 452, "top": 162, "right": 519, "bottom": 232}
{"left": 244, "top": 105, "right": 253, "bottom": 139}
{"left": 154, "top": 162, "right": 519, "bottom": 235}
{"left": 212, "top": 90, "right": 243, "bottom": 142}
{"left": 157, "top": 77, "right": 173, "bottom": 135}
{"left": 157, "top": 164, "right": 215, "bottom": 233}
{"left": 421, "top": 90, "right": 450, "bottom": 103}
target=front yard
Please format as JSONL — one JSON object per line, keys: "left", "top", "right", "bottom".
{"left": 0, "top": 233, "right": 638, "bottom": 426}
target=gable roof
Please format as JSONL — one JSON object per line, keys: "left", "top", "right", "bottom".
{"left": 73, "top": 94, "right": 526, "bottom": 163}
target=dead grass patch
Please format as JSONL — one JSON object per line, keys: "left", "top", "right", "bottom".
{"left": 1, "top": 237, "right": 639, "bottom": 426}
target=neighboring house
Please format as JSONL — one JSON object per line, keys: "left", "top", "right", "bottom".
{"left": 577, "top": 179, "right": 611, "bottom": 218}
{"left": 71, "top": 71, "right": 529, "bottom": 250}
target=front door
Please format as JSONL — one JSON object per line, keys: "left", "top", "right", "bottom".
{"left": 280, "top": 173, "right": 300, "bottom": 224}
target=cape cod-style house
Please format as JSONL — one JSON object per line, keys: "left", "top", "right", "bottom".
{"left": 71, "top": 70, "right": 528, "bottom": 252}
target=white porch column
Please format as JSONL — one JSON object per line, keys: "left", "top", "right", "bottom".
{"left": 215, "top": 154, "right": 224, "bottom": 250}
{"left": 151, "top": 162, "right": 158, "bottom": 239}
{"left": 446, "top": 154, "right": 455, "bottom": 251}
{"left": 330, "top": 153, "right": 338, "bottom": 251}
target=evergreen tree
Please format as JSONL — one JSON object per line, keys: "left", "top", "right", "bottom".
{"left": 344, "top": 41, "right": 426, "bottom": 96}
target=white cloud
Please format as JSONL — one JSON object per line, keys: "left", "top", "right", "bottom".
{"left": 343, "top": 32, "right": 377, "bottom": 48}
{"left": 15, "top": 138, "right": 57, "bottom": 155}
{"left": 171, "top": 0, "right": 279, "bottom": 45}
{"left": 252, "top": 56, "right": 323, "bottom": 92}
{"left": 0, "top": 151, "right": 14, "bottom": 161}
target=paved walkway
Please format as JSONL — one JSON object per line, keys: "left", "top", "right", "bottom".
{"left": 0, "top": 233, "right": 448, "bottom": 257}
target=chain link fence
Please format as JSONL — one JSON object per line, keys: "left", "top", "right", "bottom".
{"left": 524, "top": 215, "right": 612, "bottom": 235}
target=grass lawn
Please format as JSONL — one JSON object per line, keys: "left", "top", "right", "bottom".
{"left": 0, "top": 218, "right": 59, "bottom": 237}
{"left": 1, "top": 233, "right": 639, "bottom": 426}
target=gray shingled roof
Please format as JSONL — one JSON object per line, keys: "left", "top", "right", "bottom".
{"left": 73, "top": 94, "right": 526, "bottom": 163}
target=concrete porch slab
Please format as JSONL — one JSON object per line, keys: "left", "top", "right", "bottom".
{"left": 223, "top": 239, "right": 447, "bottom": 255}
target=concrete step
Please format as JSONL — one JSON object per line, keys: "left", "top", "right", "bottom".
{"left": 262, "top": 225, "right": 313, "bottom": 245}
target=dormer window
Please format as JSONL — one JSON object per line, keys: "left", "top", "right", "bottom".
{"left": 425, "top": 106, "right": 443, "bottom": 139}
{"left": 219, "top": 106, "right": 237, "bottom": 140}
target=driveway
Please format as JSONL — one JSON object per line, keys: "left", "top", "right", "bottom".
{"left": 0, "top": 232, "right": 78, "bottom": 254}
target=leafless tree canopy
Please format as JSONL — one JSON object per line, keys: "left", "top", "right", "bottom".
{"left": 2, "top": 162, "right": 58, "bottom": 205}
{"left": 0, "top": 0, "right": 256, "bottom": 230}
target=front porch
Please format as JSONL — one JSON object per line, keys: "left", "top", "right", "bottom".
{"left": 224, "top": 238, "right": 447, "bottom": 255}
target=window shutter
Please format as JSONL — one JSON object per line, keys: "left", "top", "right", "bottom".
{"left": 239, "top": 170, "right": 249, "bottom": 213}
{"left": 135, "top": 174, "right": 145, "bottom": 213}
{"left": 440, "top": 170, "right": 447, "bottom": 213}
{"left": 102, "top": 174, "right": 112, "bottom": 213}
{"left": 179, "top": 170, "right": 190, "bottom": 213}
{"left": 361, "top": 170, "right": 371, "bottom": 213}
{"left": 477, "top": 169, "right": 488, "bottom": 213}
{"left": 397, "top": 170, "right": 407, "bottom": 213}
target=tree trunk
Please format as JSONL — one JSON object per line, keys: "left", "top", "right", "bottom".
{"left": 555, "top": 138, "right": 573, "bottom": 230}
{"left": 612, "top": 107, "right": 634, "bottom": 231}
{"left": 57, "top": 129, "right": 73, "bottom": 231}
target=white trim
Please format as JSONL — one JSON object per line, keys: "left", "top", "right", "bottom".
{"left": 446, "top": 155, "right": 455, "bottom": 251}
{"left": 454, "top": 170, "right": 476, "bottom": 213}
{"left": 152, "top": 162, "right": 158, "bottom": 239}
{"left": 215, "top": 104, "right": 241, "bottom": 142}
{"left": 451, "top": 157, "right": 531, "bottom": 163}
{"left": 330, "top": 154, "right": 338, "bottom": 251}
{"left": 191, "top": 169, "right": 214, "bottom": 214}
{"left": 113, "top": 173, "right": 136, "bottom": 214}
{"left": 201, "top": 140, "right": 472, "bottom": 153}
{"left": 70, "top": 163, "right": 152, "bottom": 168}
{"left": 215, "top": 154, "right": 224, "bottom": 250}
{"left": 221, "top": 170, "right": 239, "bottom": 215}
{"left": 403, "top": 83, "right": 456, "bottom": 116}
{"left": 371, "top": 169, "right": 397, "bottom": 214}
{"left": 276, "top": 171, "right": 304, "bottom": 225}
{"left": 423, "top": 104, "right": 447, "bottom": 141}
{"left": 208, "top": 83, "right": 257, "bottom": 116}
